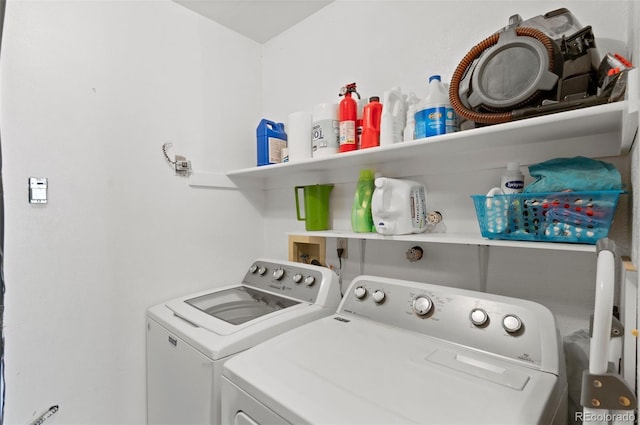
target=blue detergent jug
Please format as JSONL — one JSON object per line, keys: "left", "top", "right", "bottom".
{"left": 257, "top": 119, "right": 287, "bottom": 166}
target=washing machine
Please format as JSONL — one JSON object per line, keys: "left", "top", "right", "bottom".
{"left": 146, "top": 258, "right": 341, "bottom": 425}
{"left": 221, "top": 275, "right": 568, "bottom": 425}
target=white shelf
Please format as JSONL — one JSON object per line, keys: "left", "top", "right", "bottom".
{"left": 289, "top": 230, "right": 597, "bottom": 253}
{"left": 226, "top": 99, "right": 636, "bottom": 190}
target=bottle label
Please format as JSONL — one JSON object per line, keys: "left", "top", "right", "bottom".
{"left": 445, "top": 107, "right": 458, "bottom": 134}
{"left": 339, "top": 120, "right": 356, "bottom": 146}
{"left": 267, "top": 137, "right": 286, "bottom": 164}
{"left": 410, "top": 186, "right": 427, "bottom": 229}
{"left": 312, "top": 119, "right": 339, "bottom": 152}
{"left": 414, "top": 106, "right": 446, "bottom": 138}
{"left": 502, "top": 180, "right": 524, "bottom": 193}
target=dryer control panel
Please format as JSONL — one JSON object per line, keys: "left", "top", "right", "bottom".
{"left": 339, "top": 275, "right": 561, "bottom": 374}
{"left": 243, "top": 259, "right": 340, "bottom": 307}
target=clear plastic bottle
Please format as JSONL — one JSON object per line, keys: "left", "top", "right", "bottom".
{"left": 351, "top": 169, "right": 376, "bottom": 232}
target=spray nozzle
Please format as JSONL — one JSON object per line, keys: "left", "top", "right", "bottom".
{"left": 339, "top": 82, "right": 361, "bottom": 99}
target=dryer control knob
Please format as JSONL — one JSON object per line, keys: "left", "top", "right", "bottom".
{"left": 372, "top": 290, "right": 386, "bottom": 304}
{"left": 412, "top": 296, "right": 433, "bottom": 316}
{"left": 292, "top": 273, "right": 303, "bottom": 284}
{"left": 470, "top": 308, "right": 489, "bottom": 326}
{"left": 304, "top": 275, "right": 316, "bottom": 286}
{"left": 503, "top": 314, "right": 522, "bottom": 333}
{"left": 258, "top": 266, "right": 267, "bottom": 275}
{"left": 249, "top": 265, "right": 258, "bottom": 274}
{"left": 273, "top": 268, "right": 285, "bottom": 280}
{"left": 354, "top": 286, "right": 367, "bottom": 299}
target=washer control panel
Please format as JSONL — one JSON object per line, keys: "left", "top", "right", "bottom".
{"left": 339, "top": 276, "right": 560, "bottom": 372}
{"left": 243, "top": 259, "right": 339, "bottom": 306}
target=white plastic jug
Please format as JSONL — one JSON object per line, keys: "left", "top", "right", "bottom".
{"left": 371, "top": 177, "right": 428, "bottom": 235}
{"left": 379, "top": 87, "right": 407, "bottom": 146}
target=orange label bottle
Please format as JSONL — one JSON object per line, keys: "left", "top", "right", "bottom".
{"left": 361, "top": 96, "right": 383, "bottom": 149}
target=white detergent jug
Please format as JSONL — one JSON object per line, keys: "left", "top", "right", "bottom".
{"left": 379, "top": 87, "right": 407, "bottom": 146}
{"left": 371, "top": 177, "right": 428, "bottom": 235}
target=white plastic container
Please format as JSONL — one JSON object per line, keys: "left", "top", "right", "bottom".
{"left": 414, "top": 75, "right": 455, "bottom": 138}
{"left": 500, "top": 161, "right": 525, "bottom": 194}
{"left": 311, "top": 103, "right": 339, "bottom": 157}
{"left": 287, "top": 111, "right": 312, "bottom": 162}
{"left": 371, "top": 177, "right": 428, "bottom": 235}
{"left": 379, "top": 87, "right": 407, "bottom": 146}
{"left": 403, "top": 92, "right": 420, "bottom": 141}
{"left": 403, "top": 103, "right": 417, "bottom": 141}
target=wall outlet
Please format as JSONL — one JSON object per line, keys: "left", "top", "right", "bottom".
{"left": 337, "top": 238, "right": 348, "bottom": 259}
{"left": 174, "top": 155, "right": 192, "bottom": 176}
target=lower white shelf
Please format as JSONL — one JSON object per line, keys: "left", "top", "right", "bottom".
{"left": 288, "top": 230, "right": 597, "bottom": 253}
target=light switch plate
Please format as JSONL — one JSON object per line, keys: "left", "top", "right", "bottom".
{"left": 29, "top": 177, "right": 48, "bottom": 204}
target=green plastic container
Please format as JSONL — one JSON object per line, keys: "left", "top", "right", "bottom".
{"left": 295, "top": 184, "right": 334, "bottom": 231}
{"left": 351, "top": 169, "right": 376, "bottom": 232}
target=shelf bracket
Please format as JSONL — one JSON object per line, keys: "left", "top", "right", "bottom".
{"left": 188, "top": 171, "right": 238, "bottom": 189}
{"left": 478, "top": 245, "right": 490, "bottom": 292}
{"left": 359, "top": 239, "right": 366, "bottom": 276}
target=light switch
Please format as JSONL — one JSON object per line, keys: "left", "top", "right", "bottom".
{"left": 29, "top": 177, "right": 48, "bottom": 204}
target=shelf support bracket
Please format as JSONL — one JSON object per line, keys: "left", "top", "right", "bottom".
{"left": 359, "top": 239, "right": 366, "bottom": 276}
{"left": 478, "top": 245, "right": 490, "bottom": 292}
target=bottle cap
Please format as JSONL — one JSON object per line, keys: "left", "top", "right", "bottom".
{"left": 369, "top": 96, "right": 380, "bottom": 102}
{"left": 506, "top": 161, "right": 521, "bottom": 171}
{"left": 429, "top": 75, "right": 442, "bottom": 83}
{"left": 359, "top": 169, "right": 375, "bottom": 180}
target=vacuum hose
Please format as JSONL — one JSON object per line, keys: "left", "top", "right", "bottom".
{"left": 449, "top": 27, "right": 556, "bottom": 125}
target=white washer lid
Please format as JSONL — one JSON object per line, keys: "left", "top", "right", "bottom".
{"left": 223, "top": 315, "right": 565, "bottom": 424}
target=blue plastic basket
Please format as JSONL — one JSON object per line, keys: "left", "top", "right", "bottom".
{"left": 471, "top": 190, "right": 623, "bottom": 244}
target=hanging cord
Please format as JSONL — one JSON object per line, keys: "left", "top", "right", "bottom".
{"left": 161, "top": 142, "right": 176, "bottom": 165}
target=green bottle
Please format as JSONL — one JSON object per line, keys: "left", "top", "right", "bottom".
{"left": 351, "top": 169, "right": 376, "bottom": 232}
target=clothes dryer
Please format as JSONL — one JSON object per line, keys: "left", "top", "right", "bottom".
{"left": 146, "top": 258, "right": 341, "bottom": 425}
{"left": 222, "top": 275, "right": 568, "bottom": 425}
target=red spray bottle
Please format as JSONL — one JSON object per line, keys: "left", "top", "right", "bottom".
{"left": 338, "top": 82, "right": 361, "bottom": 153}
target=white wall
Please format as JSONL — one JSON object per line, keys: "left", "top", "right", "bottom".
{"left": 261, "top": 0, "right": 634, "bottom": 335}
{"left": 1, "top": 1, "right": 263, "bottom": 424}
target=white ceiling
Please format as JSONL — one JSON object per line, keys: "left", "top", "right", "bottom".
{"left": 173, "top": 0, "right": 334, "bottom": 43}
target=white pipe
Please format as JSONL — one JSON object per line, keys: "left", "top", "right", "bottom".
{"left": 584, "top": 245, "right": 616, "bottom": 425}
{"left": 590, "top": 249, "right": 615, "bottom": 375}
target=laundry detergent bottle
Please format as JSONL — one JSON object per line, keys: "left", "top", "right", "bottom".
{"left": 361, "top": 97, "right": 383, "bottom": 149}
{"left": 372, "top": 177, "right": 428, "bottom": 235}
{"left": 351, "top": 169, "right": 376, "bottom": 232}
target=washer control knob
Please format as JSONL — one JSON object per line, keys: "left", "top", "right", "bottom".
{"left": 292, "top": 273, "right": 303, "bottom": 284}
{"left": 273, "top": 268, "right": 285, "bottom": 280}
{"left": 249, "top": 265, "right": 258, "bottom": 274}
{"left": 354, "top": 286, "right": 367, "bottom": 299}
{"left": 470, "top": 308, "right": 489, "bottom": 326}
{"left": 412, "top": 296, "right": 433, "bottom": 316}
{"left": 503, "top": 314, "right": 522, "bottom": 333}
{"left": 304, "top": 275, "right": 316, "bottom": 286}
{"left": 372, "top": 290, "right": 386, "bottom": 304}
{"left": 258, "top": 266, "right": 267, "bottom": 275}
